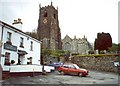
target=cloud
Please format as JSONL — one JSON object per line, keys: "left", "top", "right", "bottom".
{"left": 0, "top": 0, "right": 119, "bottom": 43}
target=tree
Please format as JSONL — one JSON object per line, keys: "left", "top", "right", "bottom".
{"left": 94, "top": 32, "right": 112, "bottom": 53}
{"left": 25, "top": 29, "right": 38, "bottom": 39}
{"left": 108, "top": 43, "right": 120, "bottom": 53}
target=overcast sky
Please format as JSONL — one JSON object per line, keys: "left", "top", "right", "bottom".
{"left": 0, "top": 0, "right": 119, "bottom": 44}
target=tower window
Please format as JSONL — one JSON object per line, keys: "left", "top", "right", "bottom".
{"left": 44, "top": 12, "right": 47, "bottom": 17}
{"left": 54, "top": 14, "right": 56, "bottom": 19}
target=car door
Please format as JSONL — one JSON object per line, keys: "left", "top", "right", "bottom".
{"left": 61, "top": 65, "right": 69, "bottom": 74}
{"left": 68, "top": 65, "right": 78, "bottom": 75}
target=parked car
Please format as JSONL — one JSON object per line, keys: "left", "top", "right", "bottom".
{"left": 57, "top": 63, "right": 89, "bottom": 77}
{"left": 48, "top": 62, "right": 63, "bottom": 69}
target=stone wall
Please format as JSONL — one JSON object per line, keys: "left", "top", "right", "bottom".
{"left": 43, "top": 56, "right": 59, "bottom": 65}
{"left": 71, "top": 56, "right": 119, "bottom": 73}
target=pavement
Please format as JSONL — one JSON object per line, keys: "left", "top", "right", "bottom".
{"left": 0, "top": 80, "right": 3, "bottom": 86}
{"left": 1, "top": 70, "right": 119, "bottom": 85}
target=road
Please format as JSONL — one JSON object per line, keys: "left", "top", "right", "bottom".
{"left": 1, "top": 70, "right": 119, "bottom": 86}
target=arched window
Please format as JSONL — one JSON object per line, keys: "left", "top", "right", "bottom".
{"left": 44, "top": 12, "right": 47, "bottom": 17}
{"left": 64, "top": 42, "right": 71, "bottom": 52}
{"left": 54, "top": 14, "right": 56, "bottom": 19}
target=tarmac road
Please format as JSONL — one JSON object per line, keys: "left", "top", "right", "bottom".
{"left": 1, "top": 70, "right": 119, "bottom": 86}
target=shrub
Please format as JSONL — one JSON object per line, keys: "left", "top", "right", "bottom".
{"left": 11, "top": 60, "right": 15, "bottom": 64}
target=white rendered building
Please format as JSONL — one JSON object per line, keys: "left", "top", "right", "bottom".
{"left": 0, "top": 19, "right": 41, "bottom": 67}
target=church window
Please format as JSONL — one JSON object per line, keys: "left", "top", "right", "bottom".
{"left": 54, "top": 14, "right": 56, "bottom": 19}
{"left": 44, "top": 12, "right": 47, "bottom": 17}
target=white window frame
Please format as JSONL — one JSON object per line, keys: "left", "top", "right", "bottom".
{"left": 20, "top": 37, "right": 24, "bottom": 47}
{"left": 30, "top": 41, "right": 33, "bottom": 51}
{"left": 7, "top": 32, "right": 12, "bottom": 41}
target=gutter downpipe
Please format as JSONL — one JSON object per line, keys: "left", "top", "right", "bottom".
{"left": 0, "top": 24, "right": 4, "bottom": 82}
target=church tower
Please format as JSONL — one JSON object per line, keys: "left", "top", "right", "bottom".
{"left": 37, "top": 2, "right": 62, "bottom": 50}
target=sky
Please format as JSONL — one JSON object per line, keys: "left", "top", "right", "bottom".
{"left": 0, "top": 0, "right": 119, "bottom": 44}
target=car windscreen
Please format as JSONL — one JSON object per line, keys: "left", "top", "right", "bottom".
{"left": 73, "top": 64, "right": 80, "bottom": 69}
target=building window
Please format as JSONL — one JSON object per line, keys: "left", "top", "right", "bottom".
{"left": 6, "top": 32, "right": 12, "bottom": 45}
{"left": 4, "top": 52, "right": 10, "bottom": 65}
{"left": 27, "top": 37, "right": 29, "bottom": 40}
{"left": 7, "top": 32, "right": 12, "bottom": 41}
{"left": 20, "top": 37, "right": 24, "bottom": 48}
{"left": 54, "top": 14, "right": 56, "bottom": 19}
{"left": 30, "top": 41, "right": 33, "bottom": 51}
{"left": 44, "top": 11, "right": 47, "bottom": 17}
{"left": 27, "top": 57, "right": 32, "bottom": 64}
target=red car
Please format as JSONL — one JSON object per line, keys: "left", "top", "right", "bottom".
{"left": 58, "top": 63, "right": 88, "bottom": 77}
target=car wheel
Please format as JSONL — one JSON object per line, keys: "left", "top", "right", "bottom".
{"left": 78, "top": 72, "right": 83, "bottom": 77}
{"left": 60, "top": 71, "right": 64, "bottom": 75}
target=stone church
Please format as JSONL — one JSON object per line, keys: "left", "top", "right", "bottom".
{"left": 62, "top": 35, "right": 93, "bottom": 54}
{"left": 37, "top": 2, "right": 62, "bottom": 50}
{"left": 37, "top": 2, "right": 93, "bottom": 54}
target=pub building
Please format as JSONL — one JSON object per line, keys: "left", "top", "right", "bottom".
{"left": 0, "top": 19, "right": 41, "bottom": 78}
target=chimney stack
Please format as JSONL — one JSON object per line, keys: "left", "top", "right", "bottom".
{"left": 12, "top": 18, "right": 23, "bottom": 30}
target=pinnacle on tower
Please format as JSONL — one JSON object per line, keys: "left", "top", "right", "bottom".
{"left": 39, "top": 4, "right": 41, "bottom": 8}
{"left": 84, "top": 35, "right": 86, "bottom": 39}
{"left": 57, "top": 6, "right": 58, "bottom": 10}
{"left": 74, "top": 35, "right": 76, "bottom": 39}
{"left": 51, "top": 1, "right": 53, "bottom": 6}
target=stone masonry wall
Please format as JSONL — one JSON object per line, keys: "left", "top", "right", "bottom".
{"left": 71, "top": 56, "right": 119, "bottom": 73}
